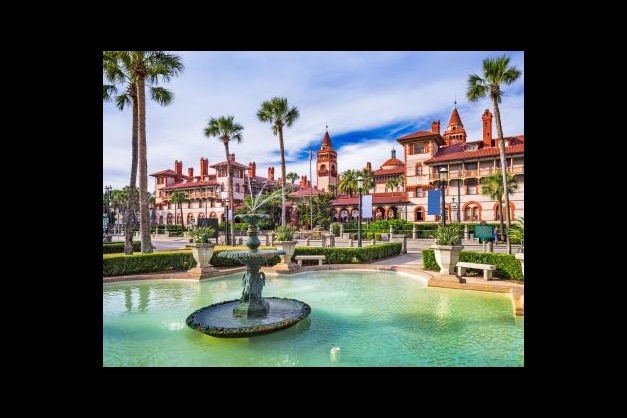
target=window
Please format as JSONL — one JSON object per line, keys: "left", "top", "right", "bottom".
{"left": 415, "top": 208, "right": 424, "bottom": 221}
{"left": 467, "top": 181, "right": 478, "bottom": 195}
{"left": 415, "top": 187, "right": 423, "bottom": 198}
{"left": 415, "top": 164, "right": 423, "bottom": 176}
{"left": 464, "top": 162, "right": 477, "bottom": 171}
{"left": 412, "top": 144, "right": 426, "bottom": 154}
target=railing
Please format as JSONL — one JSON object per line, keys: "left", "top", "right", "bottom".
{"left": 428, "top": 166, "right": 524, "bottom": 181}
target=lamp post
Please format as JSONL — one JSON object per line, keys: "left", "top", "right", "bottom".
{"left": 439, "top": 167, "right": 447, "bottom": 226}
{"left": 204, "top": 187, "right": 208, "bottom": 221}
{"left": 457, "top": 179, "right": 461, "bottom": 223}
{"left": 357, "top": 176, "right": 364, "bottom": 247}
{"left": 104, "top": 185, "right": 112, "bottom": 241}
{"left": 224, "top": 197, "right": 230, "bottom": 245}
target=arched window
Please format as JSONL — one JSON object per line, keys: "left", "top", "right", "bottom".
{"left": 415, "top": 207, "right": 424, "bottom": 221}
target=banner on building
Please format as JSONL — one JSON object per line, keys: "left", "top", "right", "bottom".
{"left": 428, "top": 189, "right": 441, "bottom": 215}
{"left": 361, "top": 194, "right": 373, "bottom": 219}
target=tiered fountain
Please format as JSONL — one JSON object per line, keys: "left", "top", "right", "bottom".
{"left": 186, "top": 213, "right": 311, "bottom": 338}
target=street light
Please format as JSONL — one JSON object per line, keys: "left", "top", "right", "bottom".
{"left": 357, "top": 176, "right": 364, "bottom": 247}
{"left": 104, "top": 185, "right": 112, "bottom": 241}
{"left": 224, "top": 197, "right": 230, "bottom": 245}
{"left": 439, "top": 167, "right": 447, "bottom": 226}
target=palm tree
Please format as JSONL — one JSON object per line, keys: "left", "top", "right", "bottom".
{"left": 480, "top": 173, "right": 517, "bottom": 241}
{"left": 170, "top": 191, "right": 187, "bottom": 229}
{"left": 204, "top": 115, "right": 244, "bottom": 246}
{"left": 103, "top": 51, "right": 177, "bottom": 254}
{"left": 105, "top": 51, "right": 184, "bottom": 254}
{"left": 256, "top": 97, "right": 300, "bottom": 226}
{"left": 286, "top": 172, "right": 299, "bottom": 186}
{"left": 467, "top": 54, "right": 521, "bottom": 254}
{"left": 338, "top": 169, "right": 360, "bottom": 197}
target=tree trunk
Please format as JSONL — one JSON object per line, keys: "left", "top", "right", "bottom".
{"left": 278, "top": 126, "right": 287, "bottom": 226}
{"left": 492, "top": 96, "right": 511, "bottom": 254}
{"left": 125, "top": 95, "right": 139, "bottom": 255}
{"left": 137, "top": 75, "right": 153, "bottom": 253}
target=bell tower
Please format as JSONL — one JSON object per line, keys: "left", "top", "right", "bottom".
{"left": 316, "top": 126, "right": 338, "bottom": 193}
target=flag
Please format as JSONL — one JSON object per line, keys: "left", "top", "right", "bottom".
{"left": 428, "top": 189, "right": 441, "bottom": 215}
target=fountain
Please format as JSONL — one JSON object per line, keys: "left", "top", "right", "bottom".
{"left": 186, "top": 213, "right": 311, "bottom": 338}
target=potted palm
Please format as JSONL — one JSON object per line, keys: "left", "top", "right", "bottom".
{"left": 431, "top": 223, "right": 464, "bottom": 281}
{"left": 273, "top": 225, "right": 298, "bottom": 272}
{"left": 187, "top": 226, "right": 217, "bottom": 278}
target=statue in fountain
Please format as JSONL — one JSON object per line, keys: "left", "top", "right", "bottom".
{"left": 185, "top": 180, "right": 311, "bottom": 338}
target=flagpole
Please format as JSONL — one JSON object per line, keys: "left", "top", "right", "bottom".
{"left": 309, "top": 143, "right": 313, "bottom": 231}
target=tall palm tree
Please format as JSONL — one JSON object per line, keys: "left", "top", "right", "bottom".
{"left": 204, "top": 115, "right": 244, "bottom": 246}
{"left": 286, "top": 172, "right": 299, "bottom": 186}
{"left": 103, "top": 51, "right": 177, "bottom": 254}
{"left": 480, "top": 173, "right": 518, "bottom": 241}
{"left": 106, "top": 51, "right": 184, "bottom": 253}
{"left": 338, "top": 169, "right": 360, "bottom": 197}
{"left": 467, "top": 54, "right": 521, "bottom": 254}
{"left": 256, "top": 97, "right": 300, "bottom": 226}
{"left": 170, "top": 191, "right": 187, "bottom": 229}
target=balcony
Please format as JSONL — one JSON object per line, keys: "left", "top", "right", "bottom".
{"left": 428, "top": 166, "right": 524, "bottom": 182}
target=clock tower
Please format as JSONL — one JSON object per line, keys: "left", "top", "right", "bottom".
{"left": 316, "top": 127, "right": 338, "bottom": 193}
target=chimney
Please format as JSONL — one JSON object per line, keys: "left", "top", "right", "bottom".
{"left": 300, "top": 175, "right": 307, "bottom": 187}
{"left": 432, "top": 120, "right": 440, "bottom": 134}
{"left": 482, "top": 109, "right": 493, "bottom": 147}
{"left": 200, "top": 158, "right": 208, "bottom": 176}
{"left": 248, "top": 162, "right": 256, "bottom": 178}
{"left": 175, "top": 160, "right": 183, "bottom": 182}
{"left": 188, "top": 167, "right": 194, "bottom": 179}
{"left": 268, "top": 166, "right": 274, "bottom": 181}
{"left": 229, "top": 153, "right": 235, "bottom": 162}
{"left": 366, "top": 162, "right": 372, "bottom": 172}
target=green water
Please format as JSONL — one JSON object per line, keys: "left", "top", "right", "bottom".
{"left": 103, "top": 270, "right": 524, "bottom": 367}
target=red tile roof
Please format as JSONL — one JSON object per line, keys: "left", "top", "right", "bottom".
{"left": 424, "top": 135, "right": 524, "bottom": 163}
{"left": 331, "top": 193, "right": 410, "bottom": 206}
{"left": 396, "top": 130, "right": 446, "bottom": 146}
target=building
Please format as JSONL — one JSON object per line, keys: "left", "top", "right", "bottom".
{"left": 329, "top": 104, "right": 524, "bottom": 224}
{"left": 150, "top": 154, "right": 279, "bottom": 226}
{"left": 150, "top": 104, "right": 523, "bottom": 227}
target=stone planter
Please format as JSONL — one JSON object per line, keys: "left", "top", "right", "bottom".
{"left": 187, "top": 242, "right": 218, "bottom": 278}
{"left": 273, "top": 240, "right": 299, "bottom": 273}
{"left": 515, "top": 252, "right": 524, "bottom": 276}
{"left": 431, "top": 244, "right": 464, "bottom": 282}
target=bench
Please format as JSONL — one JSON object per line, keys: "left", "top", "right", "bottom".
{"left": 295, "top": 255, "right": 326, "bottom": 266}
{"left": 456, "top": 261, "right": 496, "bottom": 280}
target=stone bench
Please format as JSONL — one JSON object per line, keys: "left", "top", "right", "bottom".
{"left": 456, "top": 261, "right": 496, "bottom": 280}
{"left": 295, "top": 255, "right": 326, "bottom": 266}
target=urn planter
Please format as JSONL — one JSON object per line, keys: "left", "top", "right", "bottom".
{"left": 187, "top": 242, "right": 218, "bottom": 278}
{"left": 431, "top": 244, "right": 464, "bottom": 282}
{"left": 273, "top": 240, "right": 299, "bottom": 273}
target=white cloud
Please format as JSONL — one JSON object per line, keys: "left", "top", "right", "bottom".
{"left": 103, "top": 51, "right": 524, "bottom": 191}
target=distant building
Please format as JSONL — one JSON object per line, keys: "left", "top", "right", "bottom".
{"left": 150, "top": 104, "right": 523, "bottom": 227}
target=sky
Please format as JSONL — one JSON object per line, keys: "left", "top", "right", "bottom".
{"left": 103, "top": 51, "right": 524, "bottom": 192}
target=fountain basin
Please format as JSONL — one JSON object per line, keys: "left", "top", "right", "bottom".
{"left": 186, "top": 297, "right": 311, "bottom": 338}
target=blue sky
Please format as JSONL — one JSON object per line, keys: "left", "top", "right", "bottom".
{"left": 103, "top": 51, "right": 524, "bottom": 191}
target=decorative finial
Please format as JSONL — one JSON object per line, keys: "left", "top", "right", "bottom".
{"left": 454, "top": 94, "right": 457, "bottom": 108}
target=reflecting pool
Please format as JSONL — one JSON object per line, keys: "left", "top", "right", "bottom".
{"left": 103, "top": 270, "right": 524, "bottom": 367}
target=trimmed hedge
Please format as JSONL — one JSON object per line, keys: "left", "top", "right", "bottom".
{"left": 102, "top": 241, "right": 141, "bottom": 254}
{"left": 422, "top": 248, "right": 524, "bottom": 281}
{"left": 103, "top": 243, "right": 403, "bottom": 277}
